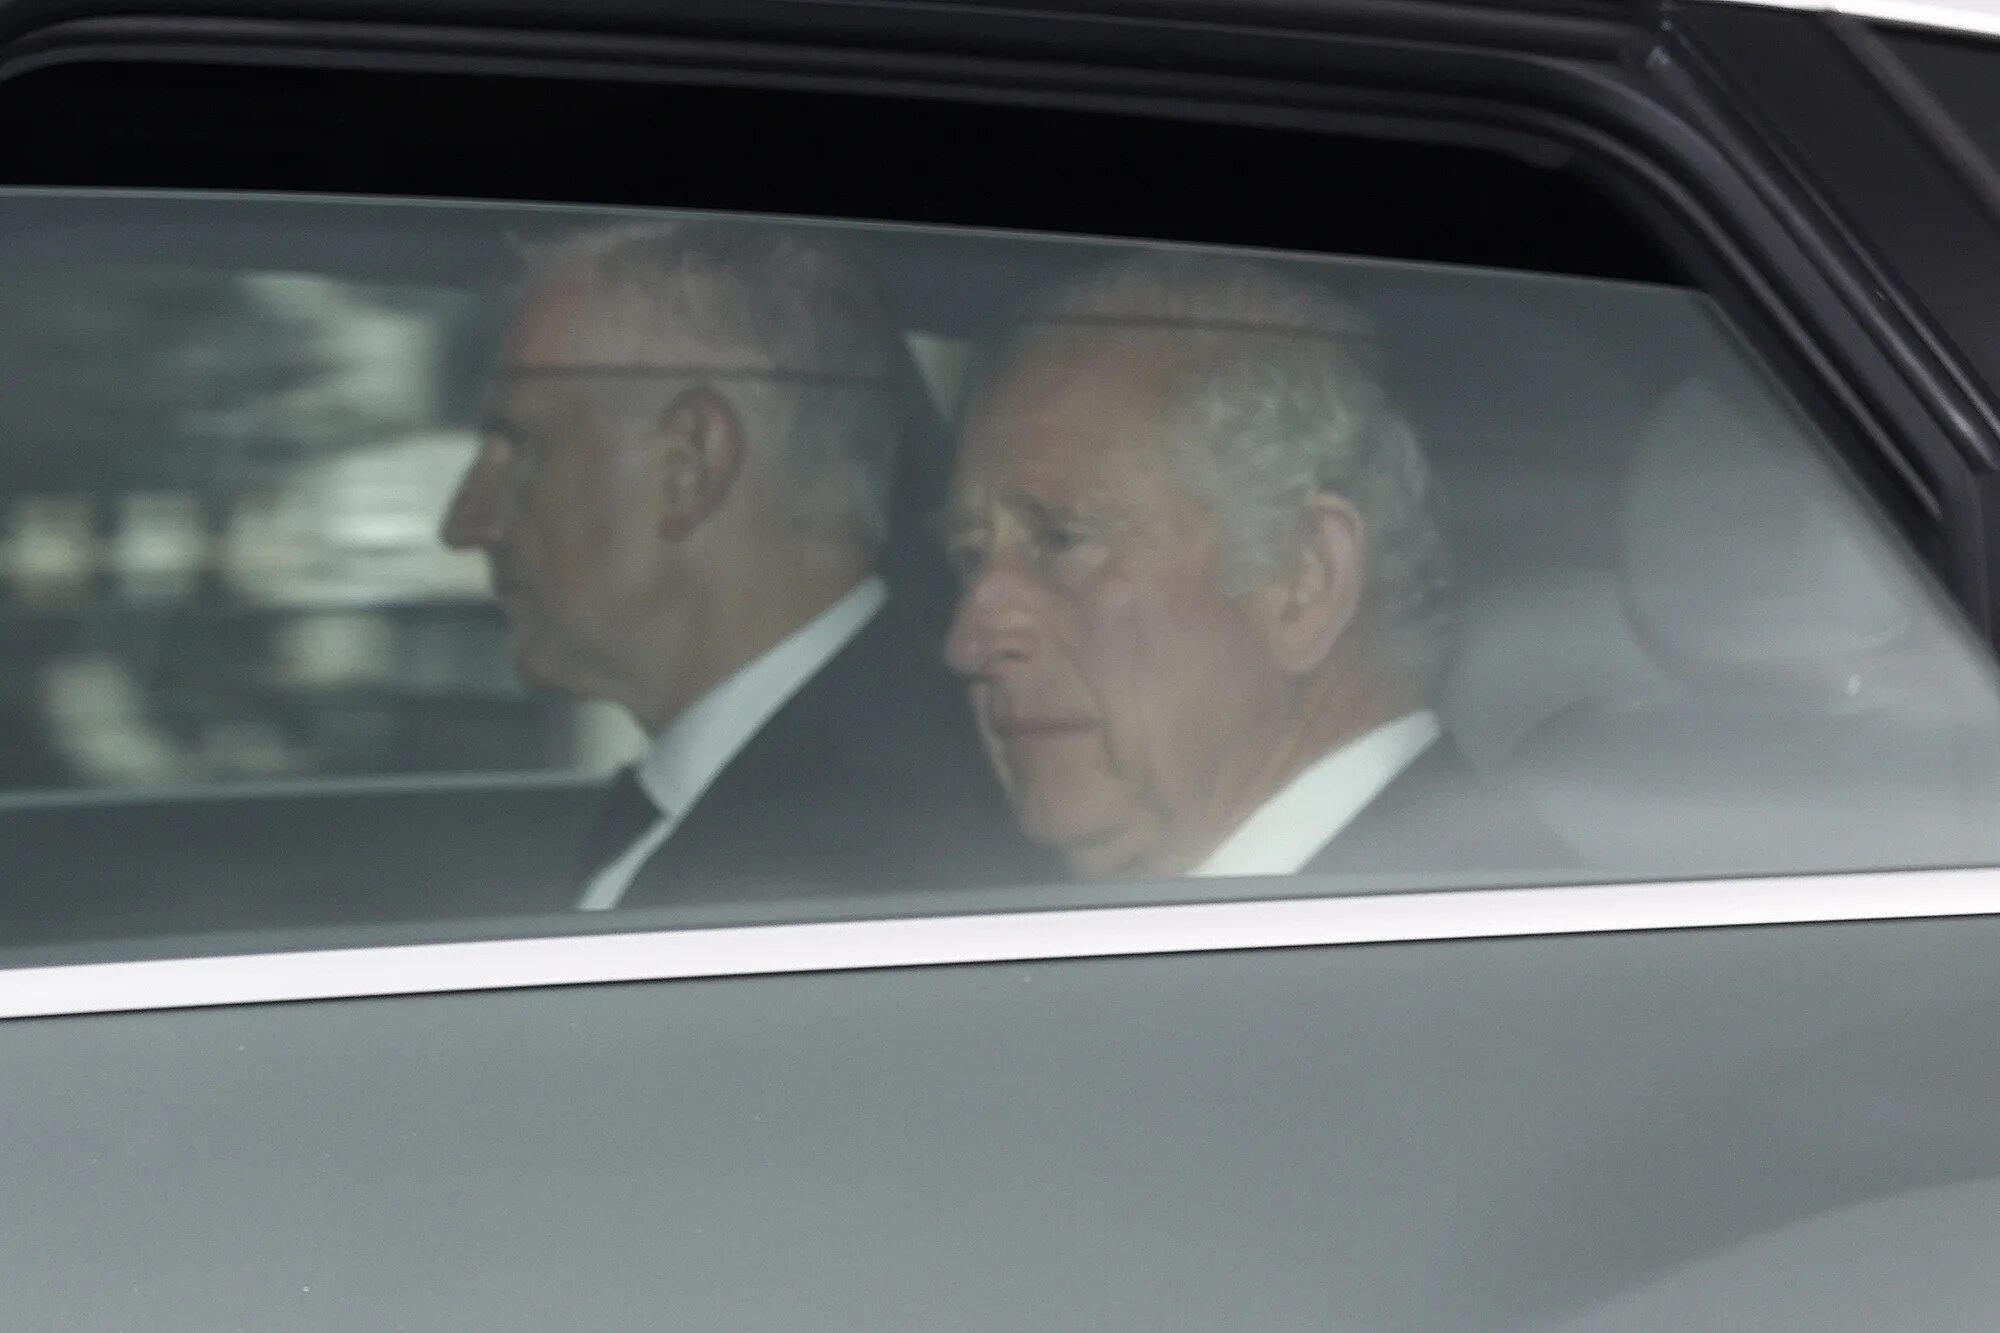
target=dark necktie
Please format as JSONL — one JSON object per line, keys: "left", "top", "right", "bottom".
{"left": 574, "top": 763, "right": 665, "bottom": 890}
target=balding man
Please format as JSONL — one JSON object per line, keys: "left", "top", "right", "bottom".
{"left": 941, "top": 254, "right": 1569, "bottom": 880}
{"left": 443, "top": 221, "right": 1030, "bottom": 910}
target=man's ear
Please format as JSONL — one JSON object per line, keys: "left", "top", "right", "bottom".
{"left": 652, "top": 385, "right": 746, "bottom": 541}
{"left": 1255, "top": 491, "right": 1367, "bottom": 676}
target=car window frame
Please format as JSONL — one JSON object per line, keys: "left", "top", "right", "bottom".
{"left": 1672, "top": 2, "right": 2000, "bottom": 633}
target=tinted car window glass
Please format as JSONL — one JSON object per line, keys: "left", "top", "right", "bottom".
{"left": 0, "top": 261, "right": 636, "bottom": 791}
{"left": 3, "top": 189, "right": 1997, "bottom": 959}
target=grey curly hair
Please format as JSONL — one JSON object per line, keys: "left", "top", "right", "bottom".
{"left": 988, "top": 251, "right": 1451, "bottom": 681}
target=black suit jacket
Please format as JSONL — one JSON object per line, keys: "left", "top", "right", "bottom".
{"left": 1301, "top": 739, "right": 1575, "bottom": 878}
{"left": 608, "top": 594, "right": 1046, "bottom": 911}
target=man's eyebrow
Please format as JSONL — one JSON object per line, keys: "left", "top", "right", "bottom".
{"left": 1005, "top": 490, "right": 1074, "bottom": 532}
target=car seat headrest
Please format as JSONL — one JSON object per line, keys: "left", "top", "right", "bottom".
{"left": 1619, "top": 380, "right": 1913, "bottom": 689}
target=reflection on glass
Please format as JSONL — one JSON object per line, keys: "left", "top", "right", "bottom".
{"left": 6, "top": 496, "right": 93, "bottom": 606}
{"left": 0, "top": 189, "right": 1992, "bottom": 957}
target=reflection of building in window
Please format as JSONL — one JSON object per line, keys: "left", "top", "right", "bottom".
{"left": 112, "top": 492, "right": 206, "bottom": 602}
{"left": 0, "top": 267, "right": 601, "bottom": 794}
{"left": 40, "top": 654, "right": 188, "bottom": 785}
{"left": 273, "top": 612, "right": 397, "bottom": 689}
{"left": 225, "top": 431, "right": 486, "bottom": 609}
{"left": 186, "top": 272, "right": 453, "bottom": 456}
{"left": 4, "top": 496, "right": 94, "bottom": 606}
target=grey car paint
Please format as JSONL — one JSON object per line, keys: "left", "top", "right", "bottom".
{"left": 4, "top": 911, "right": 1997, "bottom": 1331}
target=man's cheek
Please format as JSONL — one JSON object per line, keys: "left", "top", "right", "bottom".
{"left": 1077, "top": 579, "right": 1171, "bottom": 776}
{"left": 1077, "top": 578, "right": 1156, "bottom": 680}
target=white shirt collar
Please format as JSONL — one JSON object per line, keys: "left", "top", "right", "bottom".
{"left": 1189, "top": 709, "right": 1442, "bottom": 878}
{"left": 635, "top": 575, "right": 886, "bottom": 818}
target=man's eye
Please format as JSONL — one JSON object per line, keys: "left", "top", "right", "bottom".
{"left": 1028, "top": 519, "right": 1090, "bottom": 562}
{"left": 945, "top": 534, "right": 988, "bottom": 580}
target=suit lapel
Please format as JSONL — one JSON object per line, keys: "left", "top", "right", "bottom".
{"left": 613, "top": 613, "right": 885, "bottom": 901}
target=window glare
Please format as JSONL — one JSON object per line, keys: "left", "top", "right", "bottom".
{"left": 1, "top": 190, "right": 1996, "bottom": 957}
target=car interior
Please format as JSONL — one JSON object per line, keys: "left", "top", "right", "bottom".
{"left": 1, "top": 184, "right": 1997, "bottom": 953}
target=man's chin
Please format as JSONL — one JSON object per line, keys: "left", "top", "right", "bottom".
{"left": 510, "top": 640, "right": 585, "bottom": 698}
{"left": 1019, "top": 801, "right": 1149, "bottom": 880}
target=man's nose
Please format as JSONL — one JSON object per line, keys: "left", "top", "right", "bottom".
{"left": 944, "top": 553, "right": 1039, "bottom": 678}
{"left": 439, "top": 452, "right": 506, "bottom": 551}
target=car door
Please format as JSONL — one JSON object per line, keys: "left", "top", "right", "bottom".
{"left": 1, "top": 2, "right": 1998, "bottom": 1330}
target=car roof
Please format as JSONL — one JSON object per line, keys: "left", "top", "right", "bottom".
{"left": 0, "top": 0, "right": 1637, "bottom": 20}
{"left": 1700, "top": 0, "right": 2000, "bottom": 40}
{"left": 6, "top": 0, "right": 1996, "bottom": 48}
{"left": 0, "top": 0, "right": 1652, "bottom": 53}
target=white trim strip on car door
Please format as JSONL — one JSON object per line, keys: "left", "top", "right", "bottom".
{"left": 2, "top": 865, "right": 1998, "bottom": 1021}
{"left": 1694, "top": 0, "right": 2000, "bottom": 40}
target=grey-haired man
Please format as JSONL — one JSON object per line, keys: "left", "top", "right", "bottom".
{"left": 444, "top": 221, "right": 1032, "bottom": 909}
{"left": 941, "top": 254, "right": 1569, "bottom": 881}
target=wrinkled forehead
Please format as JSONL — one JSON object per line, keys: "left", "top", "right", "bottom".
{"left": 950, "top": 329, "right": 1205, "bottom": 516}
{"left": 495, "top": 263, "right": 714, "bottom": 372}
{"left": 480, "top": 367, "right": 604, "bottom": 439}
{"left": 481, "top": 269, "right": 715, "bottom": 433}
{"left": 974, "top": 326, "right": 1194, "bottom": 432}
{"left": 959, "top": 328, "right": 1191, "bottom": 469}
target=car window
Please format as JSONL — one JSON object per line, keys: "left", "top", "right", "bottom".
{"left": 2, "top": 188, "right": 1997, "bottom": 956}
